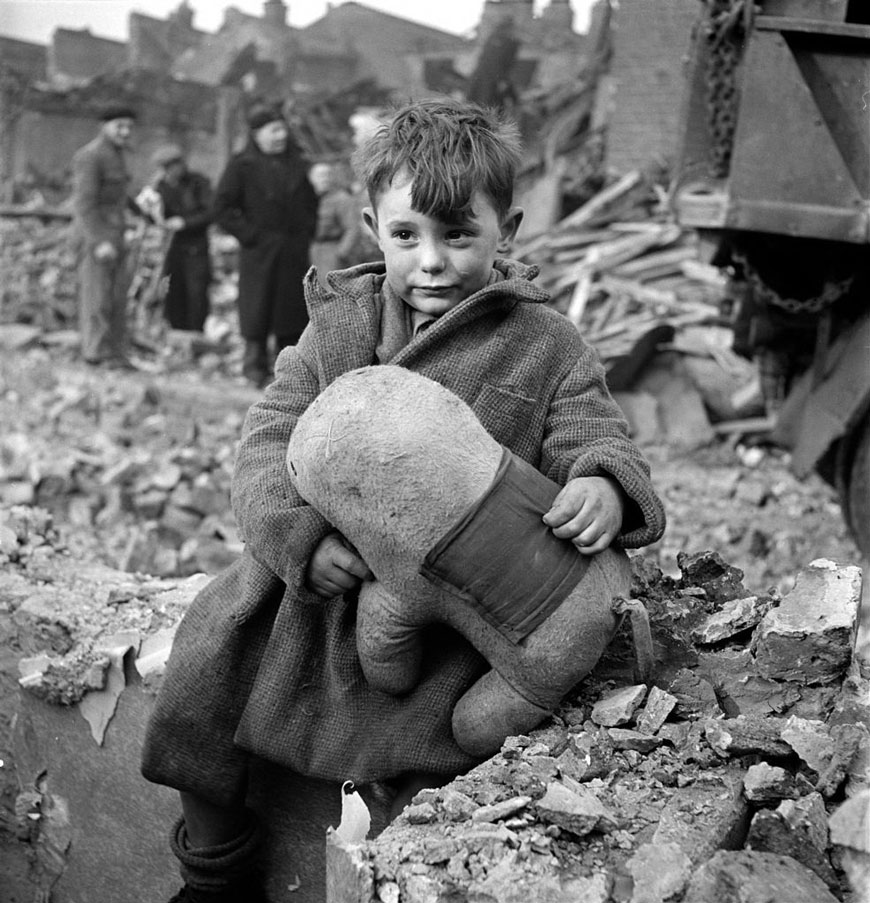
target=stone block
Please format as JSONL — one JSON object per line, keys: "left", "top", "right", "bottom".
{"left": 682, "top": 850, "right": 840, "bottom": 902}
{"left": 691, "top": 595, "right": 770, "bottom": 645}
{"left": 753, "top": 559, "right": 861, "bottom": 686}
{"left": 535, "top": 779, "right": 619, "bottom": 837}
{"left": 607, "top": 728, "right": 663, "bottom": 754}
{"left": 626, "top": 842, "right": 692, "bottom": 903}
{"left": 704, "top": 715, "right": 793, "bottom": 758}
{"left": 746, "top": 806, "right": 839, "bottom": 890}
{"left": 590, "top": 684, "right": 648, "bottom": 727}
{"left": 829, "top": 789, "right": 870, "bottom": 902}
{"left": 781, "top": 716, "right": 835, "bottom": 775}
{"left": 667, "top": 668, "right": 720, "bottom": 719}
{"left": 635, "top": 686, "right": 677, "bottom": 735}
{"left": 743, "top": 763, "right": 799, "bottom": 803}
{"left": 652, "top": 767, "right": 749, "bottom": 863}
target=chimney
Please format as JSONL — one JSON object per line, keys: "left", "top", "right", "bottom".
{"left": 263, "top": 0, "right": 288, "bottom": 27}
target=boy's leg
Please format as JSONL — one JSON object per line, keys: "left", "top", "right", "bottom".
{"left": 169, "top": 791, "right": 266, "bottom": 903}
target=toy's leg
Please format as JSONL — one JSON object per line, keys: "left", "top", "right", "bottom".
{"left": 452, "top": 670, "right": 552, "bottom": 758}
{"left": 356, "top": 581, "right": 424, "bottom": 695}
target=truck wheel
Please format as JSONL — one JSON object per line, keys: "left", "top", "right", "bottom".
{"left": 841, "top": 413, "right": 870, "bottom": 556}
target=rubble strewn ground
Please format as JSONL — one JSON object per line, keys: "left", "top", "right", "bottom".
{"left": 328, "top": 555, "right": 869, "bottom": 903}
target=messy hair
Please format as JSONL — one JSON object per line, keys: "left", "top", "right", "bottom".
{"left": 353, "top": 99, "right": 522, "bottom": 221}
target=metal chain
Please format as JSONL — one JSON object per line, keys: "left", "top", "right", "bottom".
{"left": 733, "top": 251, "right": 854, "bottom": 314}
{"left": 702, "top": 0, "right": 746, "bottom": 177}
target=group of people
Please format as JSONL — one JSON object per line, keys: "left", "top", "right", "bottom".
{"left": 71, "top": 102, "right": 373, "bottom": 385}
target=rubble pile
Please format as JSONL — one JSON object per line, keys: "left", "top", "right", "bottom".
{"left": 0, "top": 213, "right": 78, "bottom": 330}
{"left": 329, "top": 553, "right": 869, "bottom": 903}
{"left": 0, "top": 349, "right": 254, "bottom": 578}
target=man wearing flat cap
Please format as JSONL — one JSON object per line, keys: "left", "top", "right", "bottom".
{"left": 147, "top": 144, "right": 214, "bottom": 332}
{"left": 213, "top": 102, "right": 319, "bottom": 387}
{"left": 71, "top": 104, "right": 139, "bottom": 368}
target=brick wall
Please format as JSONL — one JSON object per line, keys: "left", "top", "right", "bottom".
{"left": 605, "top": 0, "right": 699, "bottom": 175}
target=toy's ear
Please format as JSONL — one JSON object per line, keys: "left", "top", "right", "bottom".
{"left": 362, "top": 207, "right": 382, "bottom": 251}
{"left": 497, "top": 206, "right": 523, "bottom": 254}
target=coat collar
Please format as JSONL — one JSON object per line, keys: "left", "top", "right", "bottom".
{"left": 302, "top": 259, "right": 549, "bottom": 387}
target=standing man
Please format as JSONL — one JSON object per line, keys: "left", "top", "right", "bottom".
{"left": 213, "top": 103, "right": 319, "bottom": 388}
{"left": 149, "top": 145, "right": 214, "bottom": 332}
{"left": 71, "top": 104, "right": 138, "bottom": 368}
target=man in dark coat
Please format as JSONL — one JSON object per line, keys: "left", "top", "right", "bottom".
{"left": 213, "top": 104, "right": 319, "bottom": 387}
{"left": 70, "top": 103, "right": 139, "bottom": 368}
{"left": 149, "top": 144, "right": 214, "bottom": 332}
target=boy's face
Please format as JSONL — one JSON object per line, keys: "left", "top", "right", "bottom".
{"left": 363, "top": 174, "right": 522, "bottom": 316}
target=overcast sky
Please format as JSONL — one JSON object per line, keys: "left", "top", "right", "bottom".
{"left": 1, "top": 0, "right": 593, "bottom": 44}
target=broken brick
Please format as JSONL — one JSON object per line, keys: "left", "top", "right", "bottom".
{"left": 691, "top": 595, "right": 770, "bottom": 645}
{"left": 535, "top": 779, "right": 619, "bottom": 837}
{"left": 667, "top": 668, "right": 720, "bottom": 719}
{"left": 591, "top": 684, "right": 648, "bottom": 727}
{"left": 703, "top": 714, "right": 793, "bottom": 758}
{"left": 683, "top": 850, "right": 840, "bottom": 902}
{"left": 626, "top": 842, "right": 692, "bottom": 903}
{"left": 743, "top": 763, "right": 799, "bottom": 803}
{"left": 635, "top": 686, "right": 677, "bottom": 735}
{"left": 607, "top": 728, "right": 663, "bottom": 754}
{"left": 780, "top": 715, "right": 835, "bottom": 775}
{"left": 752, "top": 559, "right": 861, "bottom": 686}
{"left": 746, "top": 804, "right": 839, "bottom": 890}
{"left": 652, "top": 767, "right": 749, "bottom": 863}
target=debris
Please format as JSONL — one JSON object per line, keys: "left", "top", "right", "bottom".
{"left": 590, "top": 684, "right": 647, "bottom": 727}
{"left": 635, "top": 686, "right": 678, "bottom": 735}
{"left": 683, "top": 850, "right": 840, "bottom": 903}
{"left": 743, "top": 763, "right": 800, "bottom": 804}
{"left": 752, "top": 560, "right": 862, "bottom": 686}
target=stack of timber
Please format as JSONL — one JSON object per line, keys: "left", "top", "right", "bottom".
{"left": 516, "top": 170, "right": 727, "bottom": 368}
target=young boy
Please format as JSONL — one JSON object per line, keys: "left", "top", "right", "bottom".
{"left": 142, "top": 99, "right": 666, "bottom": 902}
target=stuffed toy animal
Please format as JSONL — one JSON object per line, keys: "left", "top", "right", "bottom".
{"left": 287, "top": 365, "right": 632, "bottom": 757}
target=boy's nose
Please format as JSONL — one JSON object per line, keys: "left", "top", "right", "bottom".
{"left": 419, "top": 240, "right": 446, "bottom": 273}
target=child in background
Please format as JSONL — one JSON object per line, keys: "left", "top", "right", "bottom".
{"left": 142, "top": 98, "right": 666, "bottom": 902}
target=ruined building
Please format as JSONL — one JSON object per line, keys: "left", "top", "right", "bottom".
{"left": 0, "top": 1, "right": 589, "bottom": 190}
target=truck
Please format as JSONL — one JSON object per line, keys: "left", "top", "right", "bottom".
{"left": 671, "top": 0, "right": 870, "bottom": 555}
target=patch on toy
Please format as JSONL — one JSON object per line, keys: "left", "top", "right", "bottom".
{"left": 422, "top": 447, "right": 590, "bottom": 644}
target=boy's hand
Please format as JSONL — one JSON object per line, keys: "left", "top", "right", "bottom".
{"left": 543, "top": 476, "right": 625, "bottom": 555}
{"left": 305, "top": 531, "right": 373, "bottom": 597}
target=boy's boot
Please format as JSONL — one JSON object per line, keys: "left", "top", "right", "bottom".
{"left": 168, "top": 812, "right": 267, "bottom": 903}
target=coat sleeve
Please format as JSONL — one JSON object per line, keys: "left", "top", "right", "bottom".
{"left": 231, "top": 331, "right": 333, "bottom": 596}
{"left": 72, "top": 149, "right": 111, "bottom": 247}
{"left": 539, "top": 338, "right": 666, "bottom": 549}
{"left": 213, "top": 158, "right": 260, "bottom": 247}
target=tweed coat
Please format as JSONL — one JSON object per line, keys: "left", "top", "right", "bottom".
{"left": 142, "top": 259, "right": 666, "bottom": 807}
{"left": 213, "top": 140, "right": 319, "bottom": 341}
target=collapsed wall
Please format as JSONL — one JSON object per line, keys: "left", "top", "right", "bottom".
{"left": 1, "top": 506, "right": 868, "bottom": 903}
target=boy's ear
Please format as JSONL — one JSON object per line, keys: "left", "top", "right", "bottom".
{"left": 497, "top": 207, "right": 524, "bottom": 254}
{"left": 362, "top": 207, "right": 382, "bottom": 248}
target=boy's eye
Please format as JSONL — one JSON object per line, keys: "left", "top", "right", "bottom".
{"left": 445, "top": 229, "right": 470, "bottom": 241}
{"left": 392, "top": 230, "right": 415, "bottom": 241}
